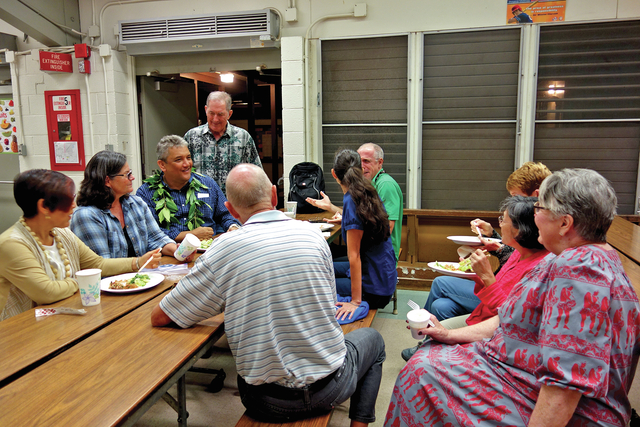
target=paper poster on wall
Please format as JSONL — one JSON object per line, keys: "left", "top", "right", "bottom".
{"left": 507, "top": 0, "right": 566, "bottom": 24}
{"left": 54, "top": 141, "right": 79, "bottom": 164}
{"left": 0, "top": 98, "right": 18, "bottom": 154}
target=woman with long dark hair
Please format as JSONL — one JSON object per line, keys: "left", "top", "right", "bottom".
{"left": 331, "top": 149, "right": 397, "bottom": 320}
{"left": 71, "top": 151, "right": 179, "bottom": 259}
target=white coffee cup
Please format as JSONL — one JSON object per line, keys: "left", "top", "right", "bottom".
{"left": 407, "top": 308, "right": 433, "bottom": 340}
{"left": 285, "top": 201, "right": 297, "bottom": 218}
{"left": 76, "top": 268, "right": 102, "bottom": 307}
{"left": 174, "top": 233, "right": 201, "bottom": 261}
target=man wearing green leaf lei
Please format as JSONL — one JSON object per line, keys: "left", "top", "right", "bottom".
{"left": 136, "top": 135, "right": 240, "bottom": 243}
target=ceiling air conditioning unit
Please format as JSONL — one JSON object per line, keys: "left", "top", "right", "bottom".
{"left": 119, "top": 9, "right": 280, "bottom": 56}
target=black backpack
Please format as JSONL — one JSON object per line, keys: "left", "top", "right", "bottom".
{"left": 288, "top": 162, "right": 325, "bottom": 214}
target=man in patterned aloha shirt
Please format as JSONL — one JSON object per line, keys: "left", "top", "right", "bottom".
{"left": 184, "top": 91, "right": 262, "bottom": 194}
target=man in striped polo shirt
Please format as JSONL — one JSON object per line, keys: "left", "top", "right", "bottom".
{"left": 151, "top": 164, "right": 386, "bottom": 426}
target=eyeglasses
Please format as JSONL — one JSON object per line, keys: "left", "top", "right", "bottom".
{"left": 498, "top": 215, "right": 504, "bottom": 225}
{"left": 110, "top": 170, "right": 133, "bottom": 180}
{"left": 533, "top": 201, "right": 549, "bottom": 213}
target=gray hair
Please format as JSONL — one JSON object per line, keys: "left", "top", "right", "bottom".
{"left": 539, "top": 168, "right": 617, "bottom": 242}
{"left": 226, "top": 164, "right": 272, "bottom": 209}
{"left": 156, "top": 135, "right": 188, "bottom": 161}
{"left": 358, "top": 142, "right": 384, "bottom": 161}
{"left": 206, "top": 91, "right": 232, "bottom": 111}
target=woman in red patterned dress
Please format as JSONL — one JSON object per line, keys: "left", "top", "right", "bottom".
{"left": 385, "top": 169, "right": 640, "bottom": 427}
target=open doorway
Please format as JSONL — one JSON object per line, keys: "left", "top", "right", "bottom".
{"left": 137, "top": 68, "right": 283, "bottom": 205}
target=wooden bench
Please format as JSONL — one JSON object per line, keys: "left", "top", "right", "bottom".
{"left": 234, "top": 309, "right": 378, "bottom": 427}
{"left": 608, "top": 217, "right": 640, "bottom": 298}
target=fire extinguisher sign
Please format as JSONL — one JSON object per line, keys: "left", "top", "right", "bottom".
{"left": 52, "top": 95, "right": 72, "bottom": 111}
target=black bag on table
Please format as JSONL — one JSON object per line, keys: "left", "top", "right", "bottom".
{"left": 288, "top": 162, "right": 325, "bottom": 214}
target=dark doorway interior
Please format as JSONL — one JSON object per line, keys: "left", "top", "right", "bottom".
{"left": 138, "top": 69, "right": 283, "bottom": 207}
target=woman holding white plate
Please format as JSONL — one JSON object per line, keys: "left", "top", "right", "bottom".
{"left": 403, "top": 196, "right": 550, "bottom": 360}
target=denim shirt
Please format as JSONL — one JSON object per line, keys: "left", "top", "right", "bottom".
{"left": 71, "top": 195, "right": 174, "bottom": 258}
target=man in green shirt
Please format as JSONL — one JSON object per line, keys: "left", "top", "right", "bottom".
{"left": 305, "top": 143, "right": 403, "bottom": 260}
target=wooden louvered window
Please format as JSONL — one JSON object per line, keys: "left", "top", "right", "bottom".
{"left": 320, "top": 36, "right": 408, "bottom": 205}
{"left": 534, "top": 21, "right": 640, "bottom": 214}
{"left": 421, "top": 28, "right": 521, "bottom": 210}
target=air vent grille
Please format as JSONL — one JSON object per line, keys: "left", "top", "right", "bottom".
{"left": 120, "top": 11, "right": 272, "bottom": 42}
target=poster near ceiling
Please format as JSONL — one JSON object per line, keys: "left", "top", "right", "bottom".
{"left": 0, "top": 98, "right": 18, "bottom": 154}
{"left": 507, "top": 0, "right": 566, "bottom": 24}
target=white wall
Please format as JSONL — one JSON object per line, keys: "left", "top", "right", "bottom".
{"left": 7, "top": 0, "right": 640, "bottom": 191}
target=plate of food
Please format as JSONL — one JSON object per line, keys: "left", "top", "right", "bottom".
{"left": 100, "top": 272, "right": 165, "bottom": 293}
{"left": 197, "top": 238, "right": 214, "bottom": 252}
{"left": 427, "top": 261, "right": 477, "bottom": 278}
{"left": 317, "top": 223, "right": 335, "bottom": 232}
{"left": 446, "top": 236, "right": 501, "bottom": 246}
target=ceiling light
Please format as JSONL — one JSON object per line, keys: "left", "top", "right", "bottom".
{"left": 220, "top": 73, "right": 234, "bottom": 83}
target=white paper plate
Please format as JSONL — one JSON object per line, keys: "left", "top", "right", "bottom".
{"left": 318, "top": 223, "right": 335, "bottom": 231}
{"left": 100, "top": 272, "right": 165, "bottom": 293}
{"left": 427, "top": 262, "right": 477, "bottom": 278}
{"left": 446, "top": 236, "right": 501, "bottom": 246}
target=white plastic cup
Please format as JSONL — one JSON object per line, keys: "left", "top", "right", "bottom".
{"left": 407, "top": 309, "right": 432, "bottom": 340}
{"left": 174, "top": 233, "right": 201, "bottom": 261}
{"left": 285, "top": 201, "right": 297, "bottom": 218}
{"left": 76, "top": 268, "right": 102, "bottom": 307}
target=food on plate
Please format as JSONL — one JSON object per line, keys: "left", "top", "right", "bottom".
{"left": 435, "top": 258, "right": 473, "bottom": 273}
{"left": 200, "top": 238, "right": 213, "bottom": 250}
{"left": 109, "top": 273, "right": 151, "bottom": 289}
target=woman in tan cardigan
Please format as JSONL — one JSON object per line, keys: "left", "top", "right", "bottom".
{"left": 0, "top": 169, "right": 161, "bottom": 321}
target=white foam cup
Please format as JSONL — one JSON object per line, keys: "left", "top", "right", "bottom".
{"left": 407, "top": 309, "right": 432, "bottom": 340}
{"left": 174, "top": 233, "right": 201, "bottom": 261}
{"left": 285, "top": 201, "right": 297, "bottom": 218}
{"left": 76, "top": 268, "right": 102, "bottom": 306}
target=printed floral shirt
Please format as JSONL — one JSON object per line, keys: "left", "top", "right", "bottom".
{"left": 184, "top": 123, "right": 262, "bottom": 193}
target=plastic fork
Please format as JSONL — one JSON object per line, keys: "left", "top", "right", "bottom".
{"left": 407, "top": 300, "right": 435, "bottom": 327}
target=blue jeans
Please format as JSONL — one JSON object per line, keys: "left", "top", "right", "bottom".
{"left": 334, "top": 261, "right": 392, "bottom": 309}
{"left": 424, "top": 276, "right": 480, "bottom": 321}
{"left": 238, "top": 328, "right": 386, "bottom": 423}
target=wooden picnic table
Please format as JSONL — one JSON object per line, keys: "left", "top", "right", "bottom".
{"left": 0, "top": 291, "right": 224, "bottom": 426}
{"left": 0, "top": 273, "right": 178, "bottom": 388}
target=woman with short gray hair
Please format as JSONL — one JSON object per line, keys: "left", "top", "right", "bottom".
{"left": 537, "top": 168, "right": 616, "bottom": 244}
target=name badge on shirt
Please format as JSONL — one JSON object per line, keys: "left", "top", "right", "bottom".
{"left": 197, "top": 193, "right": 208, "bottom": 199}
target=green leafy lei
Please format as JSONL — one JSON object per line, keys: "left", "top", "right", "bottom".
{"left": 143, "top": 170, "right": 211, "bottom": 230}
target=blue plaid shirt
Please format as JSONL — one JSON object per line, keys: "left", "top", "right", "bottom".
{"left": 70, "top": 195, "right": 174, "bottom": 258}
{"left": 136, "top": 172, "right": 239, "bottom": 240}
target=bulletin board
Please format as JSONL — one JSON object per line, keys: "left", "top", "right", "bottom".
{"left": 44, "top": 89, "right": 86, "bottom": 171}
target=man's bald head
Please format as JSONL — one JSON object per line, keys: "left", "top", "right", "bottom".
{"left": 226, "top": 164, "right": 273, "bottom": 210}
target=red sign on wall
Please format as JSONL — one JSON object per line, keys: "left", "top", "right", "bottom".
{"left": 39, "top": 51, "right": 73, "bottom": 73}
